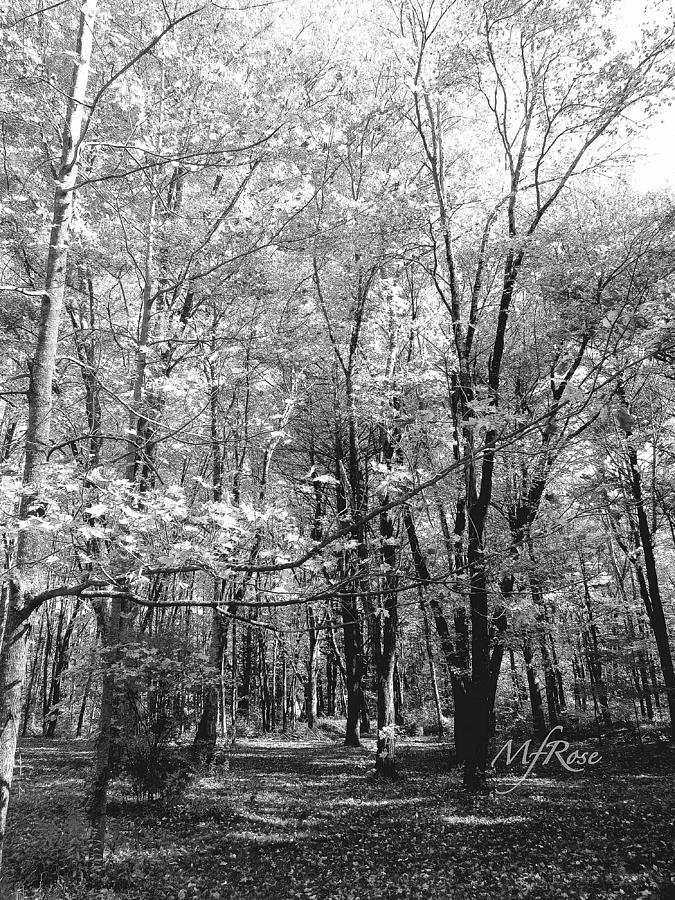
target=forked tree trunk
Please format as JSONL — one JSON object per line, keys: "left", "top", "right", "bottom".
{"left": 0, "top": 0, "right": 98, "bottom": 871}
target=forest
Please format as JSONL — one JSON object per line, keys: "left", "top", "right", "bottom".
{"left": 1, "top": 0, "right": 675, "bottom": 897}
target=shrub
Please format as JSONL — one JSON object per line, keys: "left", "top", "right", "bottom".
{"left": 120, "top": 717, "right": 194, "bottom": 804}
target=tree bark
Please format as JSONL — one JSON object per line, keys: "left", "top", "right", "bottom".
{"left": 523, "top": 639, "right": 546, "bottom": 736}
{"left": 620, "top": 413, "right": 675, "bottom": 738}
{"left": 0, "top": 0, "right": 98, "bottom": 871}
{"left": 88, "top": 592, "right": 121, "bottom": 859}
{"left": 374, "top": 490, "right": 399, "bottom": 776}
{"left": 421, "top": 599, "right": 444, "bottom": 736}
{"left": 306, "top": 603, "right": 320, "bottom": 729}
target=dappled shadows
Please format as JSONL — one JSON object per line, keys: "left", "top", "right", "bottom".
{"left": 228, "top": 741, "right": 373, "bottom": 777}
{"left": 6, "top": 736, "right": 675, "bottom": 899}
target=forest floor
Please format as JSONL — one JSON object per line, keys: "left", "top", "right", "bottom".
{"left": 3, "top": 728, "right": 675, "bottom": 900}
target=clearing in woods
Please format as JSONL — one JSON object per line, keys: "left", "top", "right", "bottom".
{"left": 3, "top": 733, "right": 675, "bottom": 899}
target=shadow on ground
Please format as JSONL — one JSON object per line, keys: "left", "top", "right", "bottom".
{"left": 4, "top": 734, "right": 675, "bottom": 899}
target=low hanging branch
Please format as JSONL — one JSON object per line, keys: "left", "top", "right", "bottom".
{"left": 10, "top": 380, "right": 642, "bottom": 628}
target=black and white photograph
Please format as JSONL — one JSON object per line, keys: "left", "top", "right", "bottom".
{"left": 0, "top": 0, "right": 674, "bottom": 897}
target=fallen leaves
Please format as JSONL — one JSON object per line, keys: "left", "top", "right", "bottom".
{"left": 4, "top": 735, "right": 675, "bottom": 899}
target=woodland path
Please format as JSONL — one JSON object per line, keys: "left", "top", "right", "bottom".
{"left": 3, "top": 733, "right": 675, "bottom": 899}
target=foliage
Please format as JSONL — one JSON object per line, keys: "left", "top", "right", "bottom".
{"left": 2, "top": 0, "right": 675, "bottom": 892}
{"left": 120, "top": 727, "right": 194, "bottom": 805}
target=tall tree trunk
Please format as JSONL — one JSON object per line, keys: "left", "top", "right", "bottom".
{"left": 404, "top": 507, "right": 470, "bottom": 758}
{"left": 540, "top": 635, "right": 559, "bottom": 728}
{"left": 306, "top": 604, "right": 319, "bottom": 729}
{"left": 271, "top": 636, "right": 278, "bottom": 730}
{"left": 194, "top": 582, "right": 227, "bottom": 765}
{"left": 21, "top": 612, "right": 45, "bottom": 737}
{"left": 239, "top": 615, "right": 252, "bottom": 718}
{"left": 509, "top": 648, "right": 524, "bottom": 710}
{"left": 45, "top": 599, "right": 81, "bottom": 738}
{"left": 194, "top": 356, "right": 227, "bottom": 755}
{"left": 77, "top": 667, "right": 94, "bottom": 738}
{"left": 374, "top": 478, "right": 399, "bottom": 777}
{"left": 0, "top": 0, "right": 98, "bottom": 871}
{"left": 619, "top": 407, "right": 675, "bottom": 738}
{"left": 281, "top": 655, "right": 287, "bottom": 732}
{"left": 88, "top": 592, "right": 121, "bottom": 859}
{"left": 580, "top": 557, "right": 612, "bottom": 726}
{"left": 230, "top": 614, "right": 237, "bottom": 743}
{"left": 421, "top": 598, "right": 444, "bottom": 737}
{"left": 523, "top": 639, "right": 546, "bottom": 736}
{"left": 463, "top": 532, "right": 492, "bottom": 789}
{"left": 393, "top": 661, "right": 404, "bottom": 726}
{"left": 549, "top": 633, "right": 566, "bottom": 711}
{"left": 341, "top": 589, "right": 362, "bottom": 747}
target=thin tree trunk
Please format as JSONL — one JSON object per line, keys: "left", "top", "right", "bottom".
{"left": 306, "top": 604, "right": 319, "bottom": 729}
{"left": 421, "top": 598, "right": 444, "bottom": 736}
{"left": 580, "top": 557, "right": 612, "bottom": 726}
{"left": 21, "top": 612, "right": 45, "bottom": 737}
{"left": 281, "top": 655, "right": 287, "bottom": 732}
{"left": 523, "top": 639, "right": 546, "bottom": 736}
{"left": 509, "top": 648, "right": 524, "bottom": 710}
{"left": 77, "top": 668, "right": 93, "bottom": 738}
{"left": 374, "top": 480, "right": 399, "bottom": 777}
{"left": 45, "top": 599, "right": 80, "bottom": 738}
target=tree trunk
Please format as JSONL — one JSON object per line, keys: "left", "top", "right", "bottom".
{"left": 540, "top": 636, "right": 559, "bottom": 728}
{"left": 88, "top": 592, "right": 121, "bottom": 859}
{"left": 230, "top": 613, "right": 237, "bottom": 743}
{"left": 239, "top": 616, "right": 252, "bottom": 718}
{"left": 281, "top": 655, "right": 287, "bottom": 732}
{"left": 623, "top": 427, "right": 675, "bottom": 737}
{"left": 422, "top": 600, "right": 444, "bottom": 736}
{"left": 404, "top": 507, "right": 470, "bottom": 758}
{"left": 523, "top": 639, "right": 546, "bottom": 736}
{"left": 580, "top": 558, "right": 612, "bottom": 727}
{"left": 77, "top": 667, "right": 93, "bottom": 738}
{"left": 341, "top": 593, "right": 362, "bottom": 746}
{"left": 393, "top": 661, "right": 404, "bottom": 726}
{"left": 306, "top": 604, "right": 319, "bottom": 729}
{"left": 45, "top": 599, "right": 80, "bottom": 738}
{"left": 549, "top": 633, "right": 566, "bottom": 711}
{"left": 462, "top": 533, "right": 491, "bottom": 789}
{"left": 0, "top": 0, "right": 98, "bottom": 871}
{"left": 374, "top": 480, "right": 399, "bottom": 777}
{"left": 194, "top": 583, "right": 227, "bottom": 765}
{"left": 21, "top": 612, "right": 45, "bottom": 737}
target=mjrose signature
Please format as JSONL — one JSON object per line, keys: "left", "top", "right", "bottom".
{"left": 491, "top": 725, "right": 602, "bottom": 795}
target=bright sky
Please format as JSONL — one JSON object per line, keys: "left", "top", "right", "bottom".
{"left": 615, "top": 0, "right": 675, "bottom": 191}
{"left": 632, "top": 114, "right": 675, "bottom": 191}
